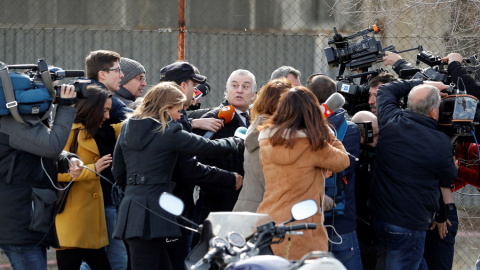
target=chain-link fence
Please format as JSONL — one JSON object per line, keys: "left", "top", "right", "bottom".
{"left": 1, "top": 0, "right": 479, "bottom": 269}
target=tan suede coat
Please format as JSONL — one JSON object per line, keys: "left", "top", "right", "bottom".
{"left": 256, "top": 127, "right": 350, "bottom": 260}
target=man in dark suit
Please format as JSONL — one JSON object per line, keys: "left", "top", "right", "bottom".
{"left": 159, "top": 62, "right": 243, "bottom": 269}
{"left": 194, "top": 69, "right": 256, "bottom": 221}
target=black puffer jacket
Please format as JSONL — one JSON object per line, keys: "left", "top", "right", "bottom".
{"left": 0, "top": 106, "right": 76, "bottom": 247}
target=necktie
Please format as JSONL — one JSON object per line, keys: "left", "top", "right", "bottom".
{"left": 240, "top": 112, "right": 250, "bottom": 127}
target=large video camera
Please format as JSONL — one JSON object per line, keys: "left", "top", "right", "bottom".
{"left": 0, "top": 59, "right": 87, "bottom": 119}
{"left": 7, "top": 59, "right": 88, "bottom": 99}
{"left": 336, "top": 69, "right": 384, "bottom": 115}
{"left": 324, "top": 24, "right": 384, "bottom": 72}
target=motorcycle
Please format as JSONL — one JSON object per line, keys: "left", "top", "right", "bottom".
{"left": 159, "top": 193, "right": 346, "bottom": 270}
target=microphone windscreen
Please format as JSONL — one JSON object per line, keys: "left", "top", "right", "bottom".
{"left": 218, "top": 105, "right": 235, "bottom": 124}
{"left": 234, "top": 127, "right": 247, "bottom": 140}
{"left": 325, "top": 93, "right": 345, "bottom": 112}
{"left": 196, "top": 82, "right": 211, "bottom": 96}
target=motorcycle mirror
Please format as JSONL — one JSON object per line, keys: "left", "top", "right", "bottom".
{"left": 291, "top": 199, "right": 318, "bottom": 221}
{"left": 159, "top": 192, "right": 184, "bottom": 216}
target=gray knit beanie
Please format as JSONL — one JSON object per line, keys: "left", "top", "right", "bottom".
{"left": 120, "top": 57, "right": 146, "bottom": 86}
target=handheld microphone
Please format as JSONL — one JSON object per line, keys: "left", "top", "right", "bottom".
{"left": 234, "top": 127, "right": 247, "bottom": 140}
{"left": 203, "top": 105, "right": 235, "bottom": 139}
{"left": 196, "top": 82, "right": 211, "bottom": 97}
{"left": 321, "top": 93, "right": 345, "bottom": 119}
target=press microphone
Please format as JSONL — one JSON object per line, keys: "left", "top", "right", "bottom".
{"left": 234, "top": 127, "right": 247, "bottom": 140}
{"left": 321, "top": 93, "right": 345, "bottom": 118}
{"left": 203, "top": 105, "right": 235, "bottom": 139}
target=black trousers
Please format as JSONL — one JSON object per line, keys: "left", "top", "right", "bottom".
{"left": 126, "top": 238, "right": 173, "bottom": 270}
{"left": 56, "top": 248, "right": 111, "bottom": 270}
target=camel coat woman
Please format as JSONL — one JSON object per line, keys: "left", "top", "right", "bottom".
{"left": 256, "top": 127, "right": 350, "bottom": 260}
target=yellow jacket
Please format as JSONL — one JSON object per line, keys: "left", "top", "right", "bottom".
{"left": 55, "top": 122, "right": 122, "bottom": 249}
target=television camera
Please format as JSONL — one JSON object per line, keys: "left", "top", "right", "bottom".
{"left": 6, "top": 59, "right": 88, "bottom": 99}
{"left": 324, "top": 25, "right": 421, "bottom": 115}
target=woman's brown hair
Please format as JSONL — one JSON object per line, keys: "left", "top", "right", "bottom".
{"left": 251, "top": 78, "right": 293, "bottom": 121}
{"left": 261, "top": 86, "right": 330, "bottom": 151}
{"left": 74, "top": 85, "right": 112, "bottom": 139}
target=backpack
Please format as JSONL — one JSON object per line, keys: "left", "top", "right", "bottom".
{"left": 324, "top": 119, "right": 348, "bottom": 219}
{"left": 0, "top": 60, "right": 55, "bottom": 124}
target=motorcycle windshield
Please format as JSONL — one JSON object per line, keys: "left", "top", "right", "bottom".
{"left": 206, "top": 212, "right": 273, "bottom": 239}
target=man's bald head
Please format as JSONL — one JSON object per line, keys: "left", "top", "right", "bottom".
{"left": 408, "top": 84, "right": 440, "bottom": 119}
{"left": 352, "top": 110, "right": 379, "bottom": 147}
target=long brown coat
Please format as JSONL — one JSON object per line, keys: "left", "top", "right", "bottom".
{"left": 256, "top": 127, "right": 350, "bottom": 260}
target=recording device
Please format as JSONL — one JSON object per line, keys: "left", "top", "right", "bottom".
{"left": 335, "top": 69, "right": 383, "bottom": 115}
{"left": 6, "top": 60, "right": 88, "bottom": 99}
{"left": 321, "top": 93, "right": 345, "bottom": 118}
{"left": 196, "top": 82, "right": 211, "bottom": 97}
{"left": 438, "top": 78, "right": 479, "bottom": 140}
{"left": 203, "top": 105, "right": 235, "bottom": 139}
{"left": 355, "top": 121, "right": 374, "bottom": 144}
{"left": 234, "top": 126, "right": 247, "bottom": 140}
{"left": 53, "top": 79, "right": 90, "bottom": 100}
{"left": 324, "top": 24, "right": 384, "bottom": 72}
{"left": 398, "top": 49, "right": 452, "bottom": 83}
{"left": 193, "top": 82, "right": 211, "bottom": 104}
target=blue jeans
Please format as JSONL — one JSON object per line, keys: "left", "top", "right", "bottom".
{"left": 374, "top": 219, "right": 426, "bottom": 270}
{"left": 81, "top": 206, "right": 127, "bottom": 270}
{"left": 0, "top": 244, "right": 47, "bottom": 270}
{"left": 328, "top": 231, "right": 363, "bottom": 270}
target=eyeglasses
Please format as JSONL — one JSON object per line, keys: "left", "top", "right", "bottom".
{"left": 103, "top": 67, "right": 122, "bottom": 73}
{"left": 135, "top": 76, "right": 147, "bottom": 82}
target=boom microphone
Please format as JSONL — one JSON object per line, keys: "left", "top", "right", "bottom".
{"left": 321, "top": 93, "right": 345, "bottom": 118}
{"left": 203, "top": 105, "right": 235, "bottom": 139}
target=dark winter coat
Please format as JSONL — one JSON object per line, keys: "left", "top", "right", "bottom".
{"left": 88, "top": 79, "right": 133, "bottom": 124}
{"left": 0, "top": 106, "right": 76, "bottom": 247}
{"left": 112, "top": 117, "right": 239, "bottom": 240}
{"left": 323, "top": 109, "right": 361, "bottom": 236}
{"left": 113, "top": 86, "right": 136, "bottom": 107}
{"left": 369, "top": 79, "right": 457, "bottom": 231}
{"left": 172, "top": 111, "right": 236, "bottom": 220}
{"left": 194, "top": 101, "right": 246, "bottom": 218}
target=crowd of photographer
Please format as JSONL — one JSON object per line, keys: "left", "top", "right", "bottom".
{"left": 1, "top": 27, "right": 480, "bottom": 270}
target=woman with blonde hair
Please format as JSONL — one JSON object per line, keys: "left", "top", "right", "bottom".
{"left": 256, "top": 86, "right": 350, "bottom": 260}
{"left": 112, "top": 82, "right": 240, "bottom": 270}
{"left": 233, "top": 78, "right": 293, "bottom": 212}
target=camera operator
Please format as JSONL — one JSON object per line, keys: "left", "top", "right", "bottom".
{"left": 369, "top": 79, "right": 457, "bottom": 270}
{"left": 351, "top": 111, "right": 385, "bottom": 270}
{"left": 307, "top": 75, "right": 362, "bottom": 269}
{"left": 368, "top": 73, "right": 398, "bottom": 115}
{"left": 0, "top": 84, "right": 83, "bottom": 270}
{"left": 382, "top": 51, "right": 414, "bottom": 76}
{"left": 442, "top": 52, "right": 480, "bottom": 270}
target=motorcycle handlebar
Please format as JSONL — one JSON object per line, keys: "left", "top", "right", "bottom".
{"left": 284, "top": 223, "right": 317, "bottom": 231}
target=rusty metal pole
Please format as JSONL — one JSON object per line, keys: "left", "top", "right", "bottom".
{"left": 178, "top": 0, "right": 186, "bottom": 61}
